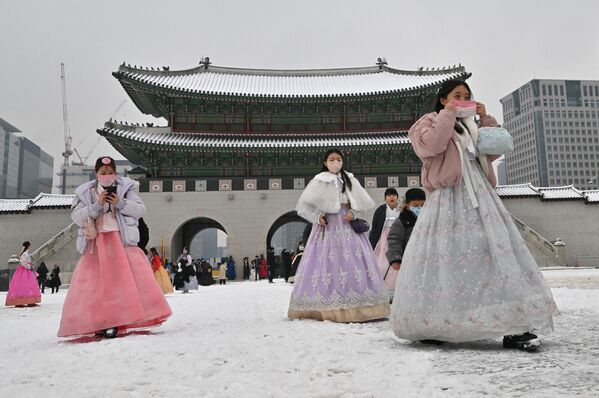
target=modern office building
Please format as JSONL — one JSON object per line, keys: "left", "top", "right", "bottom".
{"left": 1, "top": 117, "right": 53, "bottom": 199}
{"left": 500, "top": 79, "right": 599, "bottom": 189}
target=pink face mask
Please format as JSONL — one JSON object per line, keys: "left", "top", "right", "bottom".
{"left": 452, "top": 100, "right": 477, "bottom": 118}
{"left": 97, "top": 174, "right": 116, "bottom": 187}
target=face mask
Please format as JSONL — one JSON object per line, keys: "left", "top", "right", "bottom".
{"left": 97, "top": 174, "right": 116, "bottom": 187}
{"left": 326, "top": 160, "right": 343, "bottom": 174}
{"left": 182, "top": 250, "right": 188, "bottom": 255}
{"left": 452, "top": 100, "right": 477, "bottom": 118}
{"left": 298, "top": 245, "right": 304, "bottom": 251}
{"left": 410, "top": 206, "right": 422, "bottom": 217}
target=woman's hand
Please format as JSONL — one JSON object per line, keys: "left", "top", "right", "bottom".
{"left": 97, "top": 191, "right": 108, "bottom": 205}
{"left": 391, "top": 262, "right": 401, "bottom": 270}
{"left": 343, "top": 212, "right": 354, "bottom": 222}
{"left": 476, "top": 102, "right": 487, "bottom": 118}
{"left": 319, "top": 216, "right": 327, "bottom": 226}
{"left": 444, "top": 100, "right": 457, "bottom": 114}
{"left": 106, "top": 193, "right": 119, "bottom": 206}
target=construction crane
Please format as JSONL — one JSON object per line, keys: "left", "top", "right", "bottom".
{"left": 60, "top": 62, "right": 73, "bottom": 167}
{"left": 72, "top": 99, "right": 128, "bottom": 165}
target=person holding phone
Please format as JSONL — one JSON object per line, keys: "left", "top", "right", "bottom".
{"left": 288, "top": 149, "right": 389, "bottom": 323}
{"left": 58, "top": 156, "right": 172, "bottom": 339}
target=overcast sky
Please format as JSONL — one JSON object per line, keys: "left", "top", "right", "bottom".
{"left": 1, "top": 0, "right": 598, "bottom": 187}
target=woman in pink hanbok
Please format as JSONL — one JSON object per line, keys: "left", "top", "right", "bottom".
{"left": 5, "top": 241, "right": 41, "bottom": 307}
{"left": 58, "top": 156, "right": 171, "bottom": 339}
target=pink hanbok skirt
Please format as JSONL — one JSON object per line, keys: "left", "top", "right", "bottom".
{"left": 58, "top": 231, "right": 172, "bottom": 337}
{"left": 5, "top": 266, "right": 41, "bottom": 306}
{"left": 374, "top": 225, "right": 398, "bottom": 300}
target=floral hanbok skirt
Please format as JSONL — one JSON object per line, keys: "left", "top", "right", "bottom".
{"left": 390, "top": 158, "right": 558, "bottom": 342}
{"left": 288, "top": 208, "right": 389, "bottom": 323}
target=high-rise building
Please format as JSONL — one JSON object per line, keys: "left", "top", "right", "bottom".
{"left": 500, "top": 79, "right": 599, "bottom": 189}
{"left": 0, "top": 117, "right": 54, "bottom": 198}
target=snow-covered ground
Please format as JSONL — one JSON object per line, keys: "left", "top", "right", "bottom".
{"left": 1, "top": 268, "right": 598, "bottom": 398}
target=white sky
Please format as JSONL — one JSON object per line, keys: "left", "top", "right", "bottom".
{"left": 1, "top": 0, "right": 598, "bottom": 185}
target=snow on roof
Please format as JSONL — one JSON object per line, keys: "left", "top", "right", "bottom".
{"left": 583, "top": 190, "right": 599, "bottom": 203}
{"left": 0, "top": 193, "right": 74, "bottom": 214}
{"left": 115, "top": 63, "right": 469, "bottom": 98}
{"left": 98, "top": 122, "right": 411, "bottom": 149}
{"left": 538, "top": 185, "right": 584, "bottom": 200}
{"left": 494, "top": 183, "right": 539, "bottom": 197}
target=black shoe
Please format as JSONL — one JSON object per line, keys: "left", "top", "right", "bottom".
{"left": 103, "top": 328, "right": 118, "bottom": 339}
{"left": 419, "top": 339, "right": 444, "bottom": 345}
{"left": 503, "top": 332, "right": 540, "bottom": 352}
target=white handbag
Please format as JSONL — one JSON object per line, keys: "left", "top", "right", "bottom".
{"left": 477, "top": 127, "right": 514, "bottom": 155}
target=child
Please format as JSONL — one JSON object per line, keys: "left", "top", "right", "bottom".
{"left": 58, "top": 156, "right": 172, "bottom": 339}
{"left": 219, "top": 263, "right": 227, "bottom": 285}
{"left": 288, "top": 149, "right": 389, "bottom": 322}
{"left": 384, "top": 188, "right": 426, "bottom": 302}
{"left": 150, "top": 247, "right": 174, "bottom": 294}
{"left": 5, "top": 241, "right": 41, "bottom": 307}
{"left": 390, "top": 80, "right": 557, "bottom": 350}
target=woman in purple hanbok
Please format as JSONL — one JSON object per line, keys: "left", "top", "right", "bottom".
{"left": 288, "top": 149, "right": 389, "bottom": 323}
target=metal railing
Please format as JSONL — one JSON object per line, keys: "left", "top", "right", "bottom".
{"left": 31, "top": 222, "right": 78, "bottom": 264}
{"left": 510, "top": 214, "right": 558, "bottom": 258}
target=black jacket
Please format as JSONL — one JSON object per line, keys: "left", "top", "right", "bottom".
{"left": 386, "top": 208, "right": 418, "bottom": 265}
{"left": 368, "top": 205, "right": 388, "bottom": 249}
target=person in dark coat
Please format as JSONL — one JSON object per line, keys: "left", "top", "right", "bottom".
{"left": 384, "top": 188, "right": 426, "bottom": 301}
{"left": 47, "top": 264, "right": 62, "bottom": 294}
{"left": 267, "top": 247, "right": 276, "bottom": 283}
{"left": 36, "top": 262, "right": 49, "bottom": 293}
{"left": 369, "top": 188, "right": 399, "bottom": 249}
{"left": 281, "top": 249, "right": 292, "bottom": 282}
{"left": 226, "top": 256, "right": 236, "bottom": 280}
{"left": 242, "top": 257, "right": 251, "bottom": 280}
{"left": 137, "top": 217, "right": 149, "bottom": 253}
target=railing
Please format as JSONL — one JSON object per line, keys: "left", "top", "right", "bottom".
{"left": 509, "top": 214, "right": 558, "bottom": 258}
{"left": 31, "top": 222, "right": 78, "bottom": 264}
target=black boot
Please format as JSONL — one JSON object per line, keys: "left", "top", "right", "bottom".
{"left": 419, "top": 339, "right": 444, "bottom": 345}
{"left": 503, "top": 332, "right": 540, "bottom": 352}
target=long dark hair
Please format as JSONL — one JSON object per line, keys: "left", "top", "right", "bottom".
{"left": 21, "top": 241, "right": 31, "bottom": 255}
{"left": 150, "top": 247, "right": 158, "bottom": 256}
{"left": 320, "top": 149, "right": 352, "bottom": 192}
{"left": 434, "top": 79, "right": 473, "bottom": 135}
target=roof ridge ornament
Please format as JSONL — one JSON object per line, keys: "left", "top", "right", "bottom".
{"left": 376, "top": 57, "right": 388, "bottom": 70}
{"left": 200, "top": 56, "right": 211, "bottom": 70}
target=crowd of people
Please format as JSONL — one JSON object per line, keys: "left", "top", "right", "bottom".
{"left": 4, "top": 79, "right": 558, "bottom": 351}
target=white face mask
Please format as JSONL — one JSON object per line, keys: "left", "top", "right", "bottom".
{"left": 326, "top": 160, "right": 343, "bottom": 174}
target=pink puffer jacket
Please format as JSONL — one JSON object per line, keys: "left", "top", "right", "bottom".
{"left": 409, "top": 110, "right": 500, "bottom": 191}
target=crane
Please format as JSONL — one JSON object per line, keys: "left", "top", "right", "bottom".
{"left": 60, "top": 62, "right": 73, "bottom": 167}
{"left": 72, "top": 99, "right": 128, "bottom": 165}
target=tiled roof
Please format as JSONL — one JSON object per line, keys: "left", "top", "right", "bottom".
{"left": 0, "top": 193, "right": 74, "bottom": 214}
{"left": 114, "top": 62, "right": 469, "bottom": 98}
{"left": 494, "top": 183, "right": 539, "bottom": 197}
{"left": 583, "top": 190, "right": 599, "bottom": 203}
{"left": 98, "top": 122, "right": 411, "bottom": 150}
{"left": 496, "top": 184, "right": 599, "bottom": 204}
{"left": 538, "top": 186, "right": 584, "bottom": 200}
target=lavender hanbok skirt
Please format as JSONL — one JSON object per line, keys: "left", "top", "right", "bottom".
{"left": 288, "top": 207, "right": 389, "bottom": 323}
{"left": 390, "top": 157, "right": 558, "bottom": 342}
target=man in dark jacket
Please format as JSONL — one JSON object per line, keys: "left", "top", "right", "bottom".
{"left": 369, "top": 188, "right": 399, "bottom": 249}
{"left": 267, "top": 247, "right": 276, "bottom": 283}
{"left": 36, "top": 262, "right": 49, "bottom": 293}
{"left": 386, "top": 188, "right": 426, "bottom": 276}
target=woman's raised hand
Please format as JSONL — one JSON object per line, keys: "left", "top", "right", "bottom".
{"left": 476, "top": 102, "right": 487, "bottom": 118}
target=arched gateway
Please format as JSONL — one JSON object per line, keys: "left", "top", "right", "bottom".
{"left": 95, "top": 58, "right": 472, "bottom": 277}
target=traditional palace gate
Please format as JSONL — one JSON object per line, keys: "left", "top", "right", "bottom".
{"left": 97, "top": 58, "right": 470, "bottom": 274}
